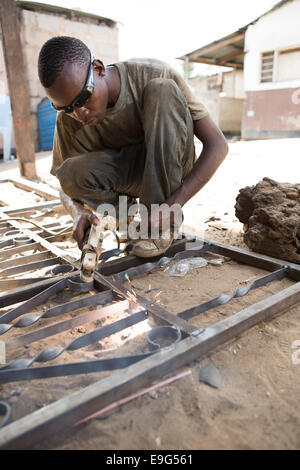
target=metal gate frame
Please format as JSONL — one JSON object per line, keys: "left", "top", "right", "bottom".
{"left": 0, "top": 189, "right": 300, "bottom": 449}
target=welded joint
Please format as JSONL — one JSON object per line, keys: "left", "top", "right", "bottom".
{"left": 190, "top": 328, "right": 205, "bottom": 337}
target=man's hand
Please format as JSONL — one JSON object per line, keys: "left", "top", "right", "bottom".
{"left": 73, "top": 208, "right": 99, "bottom": 250}
{"left": 59, "top": 188, "right": 99, "bottom": 250}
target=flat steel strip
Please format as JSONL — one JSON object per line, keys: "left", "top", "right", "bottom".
{"left": 0, "top": 251, "right": 51, "bottom": 269}
{"left": 0, "top": 270, "right": 80, "bottom": 308}
{"left": 0, "top": 242, "right": 43, "bottom": 259}
{"left": 0, "top": 200, "right": 61, "bottom": 215}
{"left": 179, "top": 267, "right": 288, "bottom": 320}
{"left": 0, "top": 278, "right": 68, "bottom": 324}
{"left": 0, "top": 289, "right": 114, "bottom": 335}
{"left": 0, "top": 353, "right": 154, "bottom": 385}
{"left": 0, "top": 257, "right": 62, "bottom": 276}
{"left": 6, "top": 298, "right": 129, "bottom": 350}
{"left": 109, "top": 245, "right": 211, "bottom": 283}
{"left": 0, "top": 278, "right": 49, "bottom": 289}
{"left": 1, "top": 310, "right": 147, "bottom": 370}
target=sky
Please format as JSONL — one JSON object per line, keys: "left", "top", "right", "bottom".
{"left": 33, "top": 0, "right": 279, "bottom": 75}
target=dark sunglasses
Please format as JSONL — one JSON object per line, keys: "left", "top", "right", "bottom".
{"left": 51, "top": 55, "right": 95, "bottom": 113}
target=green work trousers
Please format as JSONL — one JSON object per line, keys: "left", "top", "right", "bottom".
{"left": 56, "top": 78, "right": 196, "bottom": 212}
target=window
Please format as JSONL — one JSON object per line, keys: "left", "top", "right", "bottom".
{"left": 277, "top": 47, "right": 300, "bottom": 81}
{"left": 261, "top": 51, "right": 274, "bottom": 83}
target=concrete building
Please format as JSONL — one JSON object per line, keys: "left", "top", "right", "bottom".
{"left": 188, "top": 69, "right": 245, "bottom": 136}
{"left": 0, "top": 1, "right": 119, "bottom": 153}
{"left": 243, "top": 0, "right": 300, "bottom": 139}
{"left": 180, "top": 0, "right": 300, "bottom": 140}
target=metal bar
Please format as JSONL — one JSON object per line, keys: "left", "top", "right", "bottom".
{"left": 0, "top": 257, "right": 62, "bottom": 276}
{"left": 179, "top": 267, "right": 288, "bottom": 320}
{"left": 0, "top": 212, "right": 77, "bottom": 266}
{"left": 0, "top": 200, "right": 61, "bottom": 215}
{"left": 200, "top": 238, "right": 286, "bottom": 272}
{"left": 0, "top": 278, "right": 68, "bottom": 324}
{"left": 1, "top": 310, "right": 147, "bottom": 370}
{"left": 0, "top": 239, "right": 14, "bottom": 250}
{"left": 1, "top": 280, "right": 299, "bottom": 449}
{"left": 0, "top": 278, "right": 49, "bottom": 290}
{"left": 0, "top": 242, "right": 42, "bottom": 259}
{"left": 97, "top": 237, "right": 192, "bottom": 276}
{"left": 0, "top": 251, "right": 51, "bottom": 269}
{"left": 108, "top": 245, "right": 212, "bottom": 283}
{"left": 95, "top": 270, "right": 199, "bottom": 335}
{"left": 1, "top": 290, "right": 115, "bottom": 335}
{"left": 6, "top": 298, "right": 129, "bottom": 350}
{"left": 0, "top": 177, "right": 59, "bottom": 201}
{"left": 0, "top": 353, "right": 153, "bottom": 385}
{"left": 0, "top": 271, "right": 79, "bottom": 308}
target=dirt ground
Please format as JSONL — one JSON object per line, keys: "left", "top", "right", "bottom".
{"left": 0, "top": 138, "right": 299, "bottom": 450}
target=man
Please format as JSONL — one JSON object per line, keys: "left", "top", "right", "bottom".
{"left": 38, "top": 36, "right": 228, "bottom": 257}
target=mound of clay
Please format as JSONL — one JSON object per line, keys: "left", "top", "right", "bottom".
{"left": 235, "top": 177, "right": 300, "bottom": 263}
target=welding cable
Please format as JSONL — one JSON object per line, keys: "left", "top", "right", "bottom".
{"left": 1, "top": 217, "right": 73, "bottom": 236}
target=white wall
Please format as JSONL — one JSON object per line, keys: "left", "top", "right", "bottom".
{"left": 244, "top": 0, "right": 300, "bottom": 91}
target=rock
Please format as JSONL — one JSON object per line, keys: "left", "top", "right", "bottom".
{"left": 148, "top": 391, "right": 158, "bottom": 399}
{"left": 235, "top": 177, "right": 300, "bottom": 263}
{"left": 199, "top": 363, "right": 222, "bottom": 389}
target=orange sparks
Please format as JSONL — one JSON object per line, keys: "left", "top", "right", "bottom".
{"left": 153, "top": 290, "right": 162, "bottom": 300}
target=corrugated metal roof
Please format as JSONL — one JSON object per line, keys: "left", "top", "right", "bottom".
{"left": 16, "top": 1, "right": 117, "bottom": 27}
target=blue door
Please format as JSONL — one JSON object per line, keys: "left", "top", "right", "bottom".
{"left": 38, "top": 98, "right": 57, "bottom": 150}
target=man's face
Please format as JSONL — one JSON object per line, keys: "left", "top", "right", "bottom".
{"left": 45, "top": 60, "right": 109, "bottom": 126}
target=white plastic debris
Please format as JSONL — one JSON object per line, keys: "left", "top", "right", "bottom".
{"left": 207, "top": 258, "right": 224, "bottom": 266}
{"left": 164, "top": 257, "right": 208, "bottom": 277}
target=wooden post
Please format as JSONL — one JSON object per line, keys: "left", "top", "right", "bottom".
{"left": 0, "top": 0, "right": 37, "bottom": 179}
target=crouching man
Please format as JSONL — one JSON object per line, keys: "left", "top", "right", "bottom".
{"left": 38, "top": 36, "right": 228, "bottom": 257}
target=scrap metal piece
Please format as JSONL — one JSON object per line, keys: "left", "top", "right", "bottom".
{"left": 199, "top": 363, "right": 222, "bottom": 389}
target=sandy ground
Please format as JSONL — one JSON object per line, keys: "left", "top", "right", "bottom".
{"left": 0, "top": 138, "right": 299, "bottom": 450}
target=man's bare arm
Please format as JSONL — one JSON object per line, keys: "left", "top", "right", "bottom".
{"left": 166, "top": 115, "right": 228, "bottom": 207}
{"left": 59, "top": 188, "right": 98, "bottom": 250}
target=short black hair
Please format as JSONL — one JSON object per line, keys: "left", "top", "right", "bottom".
{"left": 38, "top": 36, "right": 90, "bottom": 88}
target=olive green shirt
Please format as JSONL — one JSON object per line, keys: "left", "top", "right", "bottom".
{"left": 51, "top": 58, "right": 208, "bottom": 176}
